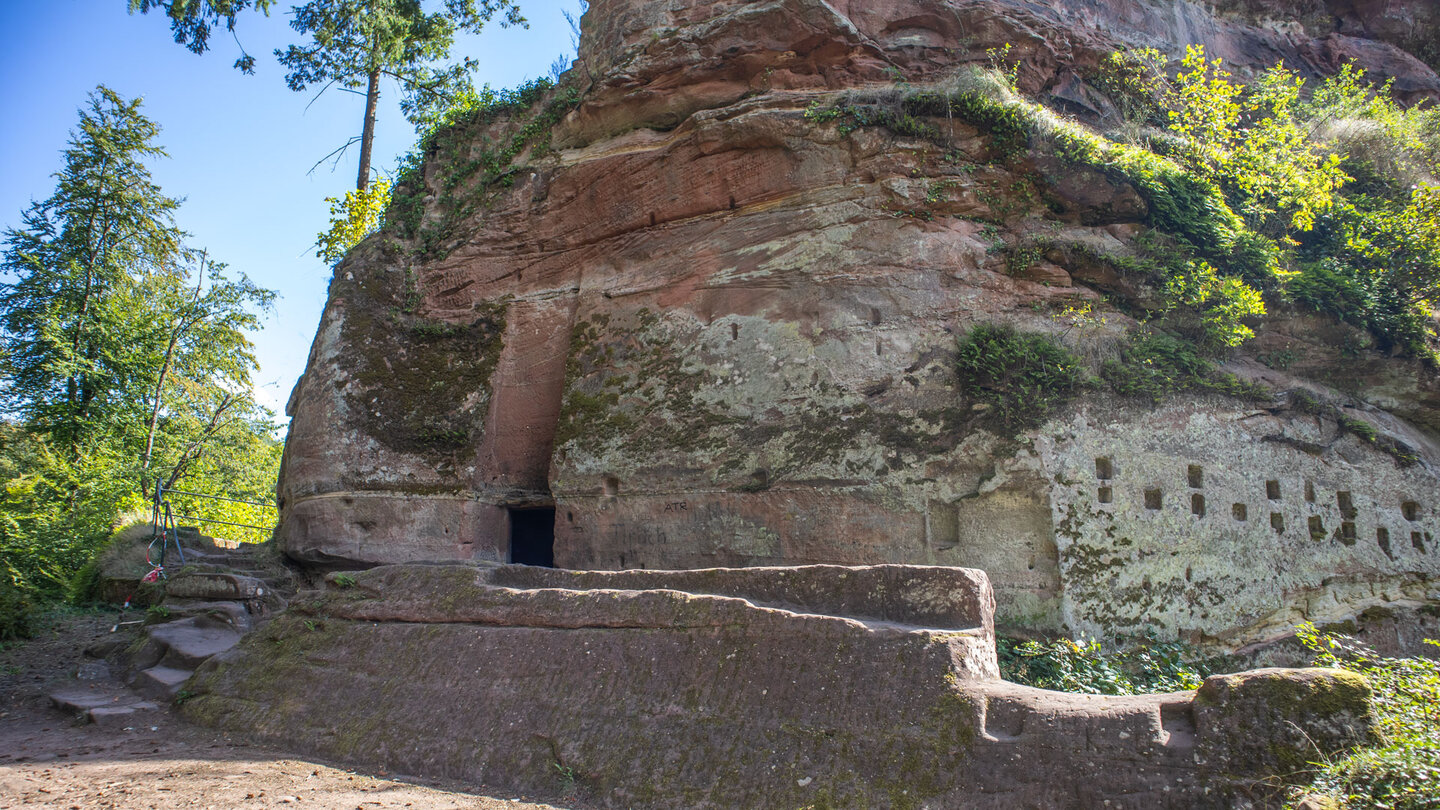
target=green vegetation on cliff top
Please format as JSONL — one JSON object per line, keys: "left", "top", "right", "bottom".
{"left": 809, "top": 46, "right": 1440, "bottom": 361}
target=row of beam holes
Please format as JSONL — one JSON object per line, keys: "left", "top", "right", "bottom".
{"left": 1093, "top": 458, "right": 1430, "bottom": 554}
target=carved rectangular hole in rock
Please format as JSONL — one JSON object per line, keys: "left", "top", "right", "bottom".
{"left": 1306, "top": 481, "right": 1316, "bottom": 502}
{"left": 1337, "top": 491, "right": 1356, "bottom": 519}
{"left": 1145, "top": 489, "right": 1163, "bottom": 510}
{"left": 1377, "top": 528, "right": 1393, "bottom": 560}
{"left": 1187, "top": 464, "right": 1203, "bottom": 489}
{"left": 1402, "top": 501, "right": 1420, "bottom": 521}
{"left": 1191, "top": 493, "right": 1206, "bottom": 517}
{"left": 603, "top": 475, "right": 620, "bottom": 497}
{"left": 1340, "top": 521, "right": 1357, "bottom": 545}
{"left": 983, "top": 697, "right": 1025, "bottom": 741}
{"left": 1414, "top": 532, "right": 1427, "bottom": 553}
{"left": 929, "top": 500, "right": 960, "bottom": 551}
{"left": 1271, "top": 512, "right": 1285, "bottom": 533}
{"left": 1266, "top": 480, "right": 1281, "bottom": 500}
{"left": 1095, "top": 457, "right": 1113, "bottom": 480}
{"left": 730, "top": 323, "right": 739, "bottom": 341}
{"left": 508, "top": 507, "right": 556, "bottom": 568}
{"left": 1232, "top": 503, "right": 1247, "bottom": 521}
{"left": 1309, "top": 516, "right": 1325, "bottom": 541}
{"left": 1098, "top": 486, "right": 1113, "bottom": 504}
{"left": 1159, "top": 700, "right": 1197, "bottom": 749}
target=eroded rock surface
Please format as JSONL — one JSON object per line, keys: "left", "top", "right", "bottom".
{"left": 278, "top": 0, "right": 1440, "bottom": 650}
{"left": 186, "top": 564, "right": 1374, "bottom": 808}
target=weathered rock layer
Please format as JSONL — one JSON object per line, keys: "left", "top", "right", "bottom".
{"left": 187, "top": 564, "right": 1373, "bottom": 808}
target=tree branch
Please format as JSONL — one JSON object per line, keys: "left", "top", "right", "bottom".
{"left": 307, "top": 136, "right": 363, "bottom": 176}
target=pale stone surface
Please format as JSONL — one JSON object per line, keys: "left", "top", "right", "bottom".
{"left": 1035, "top": 398, "right": 1440, "bottom": 646}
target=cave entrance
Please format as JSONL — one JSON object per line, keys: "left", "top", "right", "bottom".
{"left": 508, "top": 507, "right": 556, "bottom": 567}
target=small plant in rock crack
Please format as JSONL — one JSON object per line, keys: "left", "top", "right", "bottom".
{"left": 333, "top": 573, "right": 357, "bottom": 588}
{"left": 554, "top": 762, "right": 577, "bottom": 794}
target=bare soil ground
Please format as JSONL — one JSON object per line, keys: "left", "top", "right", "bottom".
{"left": 0, "top": 610, "right": 582, "bottom": 810}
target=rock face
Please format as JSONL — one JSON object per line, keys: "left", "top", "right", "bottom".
{"left": 278, "top": 0, "right": 1440, "bottom": 648}
{"left": 186, "top": 563, "right": 1374, "bottom": 808}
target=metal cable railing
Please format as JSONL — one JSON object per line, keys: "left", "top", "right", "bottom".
{"left": 161, "top": 487, "right": 276, "bottom": 509}
{"left": 152, "top": 479, "right": 280, "bottom": 545}
{"left": 112, "top": 479, "right": 281, "bottom": 632}
{"left": 171, "top": 513, "right": 276, "bottom": 531}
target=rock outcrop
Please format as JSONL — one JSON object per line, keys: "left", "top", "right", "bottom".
{"left": 186, "top": 563, "right": 1375, "bottom": 808}
{"left": 278, "top": 0, "right": 1440, "bottom": 650}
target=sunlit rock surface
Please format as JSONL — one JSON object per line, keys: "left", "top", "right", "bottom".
{"left": 277, "top": 0, "right": 1440, "bottom": 652}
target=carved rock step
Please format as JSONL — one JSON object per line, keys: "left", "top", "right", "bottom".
{"left": 180, "top": 548, "right": 274, "bottom": 573}
{"left": 165, "top": 572, "right": 268, "bottom": 601}
{"left": 132, "top": 615, "right": 242, "bottom": 672}
{"left": 48, "top": 685, "right": 161, "bottom": 728}
{"left": 160, "top": 599, "right": 255, "bottom": 633}
{"left": 133, "top": 665, "right": 194, "bottom": 700}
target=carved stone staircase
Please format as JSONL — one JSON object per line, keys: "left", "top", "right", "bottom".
{"left": 47, "top": 536, "right": 298, "bottom": 726}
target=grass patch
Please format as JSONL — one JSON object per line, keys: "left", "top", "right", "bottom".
{"left": 1288, "top": 624, "right": 1440, "bottom": 810}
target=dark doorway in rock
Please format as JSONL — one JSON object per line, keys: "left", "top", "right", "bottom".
{"left": 509, "top": 507, "right": 556, "bottom": 567}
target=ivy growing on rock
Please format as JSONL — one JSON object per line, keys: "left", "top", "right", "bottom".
{"left": 955, "top": 324, "right": 1088, "bottom": 431}
{"left": 386, "top": 76, "right": 584, "bottom": 258}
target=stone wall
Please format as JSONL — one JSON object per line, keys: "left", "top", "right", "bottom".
{"left": 1039, "top": 400, "right": 1440, "bottom": 646}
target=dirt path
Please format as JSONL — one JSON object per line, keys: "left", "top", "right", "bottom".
{"left": 0, "top": 611, "right": 582, "bottom": 810}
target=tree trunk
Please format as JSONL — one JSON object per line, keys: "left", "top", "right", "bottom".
{"left": 357, "top": 68, "right": 381, "bottom": 190}
{"left": 141, "top": 251, "right": 214, "bottom": 497}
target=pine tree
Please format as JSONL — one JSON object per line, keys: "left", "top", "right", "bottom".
{"left": 276, "top": 0, "right": 524, "bottom": 190}
{"left": 128, "top": 0, "right": 275, "bottom": 72}
{"left": 1, "top": 87, "right": 184, "bottom": 455}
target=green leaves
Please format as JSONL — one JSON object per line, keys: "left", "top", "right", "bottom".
{"left": 1292, "top": 625, "right": 1440, "bottom": 810}
{"left": 0, "top": 87, "right": 279, "bottom": 602}
{"left": 317, "top": 178, "right": 392, "bottom": 263}
{"left": 998, "top": 635, "right": 1208, "bottom": 696}
{"left": 956, "top": 325, "right": 1088, "bottom": 432}
{"left": 1, "top": 87, "right": 183, "bottom": 449}
{"left": 1161, "top": 260, "right": 1267, "bottom": 348}
{"left": 277, "top": 0, "right": 526, "bottom": 188}
{"left": 128, "top": 1, "right": 275, "bottom": 72}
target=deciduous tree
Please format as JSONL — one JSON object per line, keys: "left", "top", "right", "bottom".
{"left": 0, "top": 88, "right": 279, "bottom": 603}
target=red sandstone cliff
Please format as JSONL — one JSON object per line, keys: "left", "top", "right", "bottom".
{"left": 278, "top": 0, "right": 1440, "bottom": 651}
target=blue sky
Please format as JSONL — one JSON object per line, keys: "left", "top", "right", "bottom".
{"left": 0, "top": 0, "right": 581, "bottom": 419}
